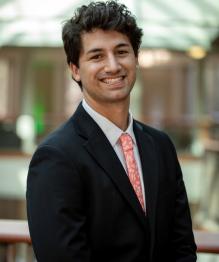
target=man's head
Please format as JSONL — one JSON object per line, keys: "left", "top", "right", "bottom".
{"left": 62, "top": 1, "right": 143, "bottom": 88}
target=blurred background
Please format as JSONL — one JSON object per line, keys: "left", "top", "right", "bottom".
{"left": 0, "top": 0, "right": 219, "bottom": 261}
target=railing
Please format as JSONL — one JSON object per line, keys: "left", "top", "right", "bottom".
{"left": 0, "top": 219, "right": 31, "bottom": 262}
{"left": 194, "top": 230, "right": 219, "bottom": 254}
{"left": 0, "top": 219, "right": 219, "bottom": 261}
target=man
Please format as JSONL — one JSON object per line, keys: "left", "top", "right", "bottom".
{"left": 26, "top": 1, "right": 197, "bottom": 261}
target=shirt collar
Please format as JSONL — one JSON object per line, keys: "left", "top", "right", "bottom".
{"left": 82, "top": 99, "right": 136, "bottom": 147}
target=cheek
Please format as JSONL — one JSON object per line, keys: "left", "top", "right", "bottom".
{"left": 127, "top": 65, "right": 136, "bottom": 78}
{"left": 82, "top": 65, "right": 101, "bottom": 80}
{"left": 123, "top": 59, "right": 137, "bottom": 72}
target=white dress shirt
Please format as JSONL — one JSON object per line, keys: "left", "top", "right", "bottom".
{"left": 82, "top": 99, "right": 146, "bottom": 207}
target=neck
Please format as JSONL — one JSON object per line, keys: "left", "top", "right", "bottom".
{"left": 85, "top": 98, "right": 130, "bottom": 131}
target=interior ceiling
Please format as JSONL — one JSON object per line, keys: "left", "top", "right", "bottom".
{"left": 0, "top": 0, "right": 219, "bottom": 51}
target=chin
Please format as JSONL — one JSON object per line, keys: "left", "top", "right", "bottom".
{"left": 106, "top": 93, "right": 130, "bottom": 103}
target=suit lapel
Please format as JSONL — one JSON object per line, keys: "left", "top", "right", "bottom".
{"left": 72, "top": 104, "right": 148, "bottom": 231}
{"left": 133, "top": 121, "right": 159, "bottom": 259}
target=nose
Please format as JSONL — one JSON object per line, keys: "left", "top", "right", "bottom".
{"left": 104, "top": 54, "right": 121, "bottom": 73}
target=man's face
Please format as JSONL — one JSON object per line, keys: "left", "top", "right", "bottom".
{"left": 70, "top": 29, "right": 138, "bottom": 108}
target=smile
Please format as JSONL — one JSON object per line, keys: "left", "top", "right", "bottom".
{"left": 101, "top": 76, "right": 124, "bottom": 84}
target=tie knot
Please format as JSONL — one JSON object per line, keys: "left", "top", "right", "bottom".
{"left": 119, "top": 133, "right": 133, "bottom": 152}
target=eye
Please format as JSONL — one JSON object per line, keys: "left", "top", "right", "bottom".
{"left": 90, "top": 54, "right": 102, "bottom": 60}
{"left": 117, "top": 50, "right": 128, "bottom": 55}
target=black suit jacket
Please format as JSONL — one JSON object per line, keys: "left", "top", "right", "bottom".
{"left": 26, "top": 103, "right": 197, "bottom": 261}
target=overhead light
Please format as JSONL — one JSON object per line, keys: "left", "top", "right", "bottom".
{"left": 187, "top": 45, "right": 206, "bottom": 59}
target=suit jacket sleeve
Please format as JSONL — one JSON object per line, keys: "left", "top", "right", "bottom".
{"left": 26, "top": 145, "right": 90, "bottom": 262}
{"left": 168, "top": 137, "right": 197, "bottom": 261}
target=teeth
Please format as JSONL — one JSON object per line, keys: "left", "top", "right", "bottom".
{"left": 102, "top": 77, "right": 123, "bottom": 84}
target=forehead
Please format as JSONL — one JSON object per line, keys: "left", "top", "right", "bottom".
{"left": 80, "top": 29, "right": 132, "bottom": 54}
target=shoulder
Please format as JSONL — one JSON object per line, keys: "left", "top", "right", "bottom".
{"left": 40, "top": 117, "right": 75, "bottom": 146}
{"left": 32, "top": 115, "right": 82, "bottom": 161}
{"left": 134, "top": 120, "right": 176, "bottom": 154}
{"left": 134, "top": 120, "right": 171, "bottom": 142}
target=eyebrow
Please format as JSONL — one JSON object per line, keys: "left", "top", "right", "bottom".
{"left": 86, "top": 43, "right": 130, "bottom": 55}
{"left": 86, "top": 48, "right": 102, "bottom": 55}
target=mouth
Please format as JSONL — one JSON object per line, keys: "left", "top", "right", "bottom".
{"left": 101, "top": 76, "right": 125, "bottom": 85}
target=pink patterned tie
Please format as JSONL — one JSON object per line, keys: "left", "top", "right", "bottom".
{"left": 119, "top": 133, "right": 145, "bottom": 211}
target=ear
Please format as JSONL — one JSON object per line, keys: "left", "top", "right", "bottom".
{"left": 69, "top": 63, "right": 81, "bottom": 82}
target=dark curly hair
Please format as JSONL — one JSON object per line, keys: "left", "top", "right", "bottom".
{"left": 62, "top": 1, "right": 143, "bottom": 87}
